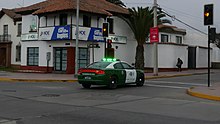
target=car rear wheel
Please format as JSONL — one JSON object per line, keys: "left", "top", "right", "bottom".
{"left": 82, "top": 83, "right": 91, "bottom": 89}
{"left": 108, "top": 76, "right": 117, "bottom": 89}
{"left": 136, "top": 74, "right": 144, "bottom": 86}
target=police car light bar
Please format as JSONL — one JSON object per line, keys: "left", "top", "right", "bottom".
{"left": 102, "top": 58, "right": 117, "bottom": 62}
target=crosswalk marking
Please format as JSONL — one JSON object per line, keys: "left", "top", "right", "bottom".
{"left": 145, "top": 84, "right": 188, "bottom": 89}
{"left": 147, "top": 80, "right": 206, "bottom": 86}
{"left": 145, "top": 80, "right": 206, "bottom": 89}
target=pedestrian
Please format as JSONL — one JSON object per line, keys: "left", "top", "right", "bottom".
{"left": 176, "top": 58, "right": 183, "bottom": 72}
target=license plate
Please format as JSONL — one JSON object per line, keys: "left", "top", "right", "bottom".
{"left": 84, "top": 76, "right": 91, "bottom": 79}
{"left": 82, "top": 73, "right": 95, "bottom": 76}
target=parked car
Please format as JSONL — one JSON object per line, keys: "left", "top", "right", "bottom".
{"left": 77, "top": 58, "right": 145, "bottom": 89}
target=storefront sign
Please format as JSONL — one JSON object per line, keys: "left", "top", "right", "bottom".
{"left": 72, "top": 27, "right": 104, "bottom": 42}
{"left": 107, "top": 35, "right": 127, "bottom": 44}
{"left": 39, "top": 25, "right": 70, "bottom": 40}
{"left": 21, "top": 33, "right": 38, "bottom": 41}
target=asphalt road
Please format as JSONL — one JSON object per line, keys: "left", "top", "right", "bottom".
{"left": 0, "top": 73, "right": 220, "bottom": 124}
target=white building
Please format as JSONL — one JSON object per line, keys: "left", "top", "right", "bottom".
{"left": 1, "top": 0, "right": 219, "bottom": 73}
{"left": 0, "top": 8, "right": 22, "bottom": 67}
{"left": 16, "top": 0, "right": 135, "bottom": 73}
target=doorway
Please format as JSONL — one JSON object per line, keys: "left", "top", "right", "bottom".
{"left": 0, "top": 48, "right": 6, "bottom": 66}
{"left": 54, "top": 48, "right": 67, "bottom": 72}
{"left": 188, "top": 47, "right": 196, "bottom": 69}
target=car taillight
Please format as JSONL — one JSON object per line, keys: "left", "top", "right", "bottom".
{"left": 78, "top": 69, "right": 83, "bottom": 74}
{"left": 78, "top": 69, "right": 105, "bottom": 75}
{"left": 95, "top": 70, "right": 105, "bottom": 75}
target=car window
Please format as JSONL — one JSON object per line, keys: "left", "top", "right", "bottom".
{"left": 87, "top": 62, "right": 111, "bottom": 69}
{"left": 121, "top": 62, "right": 133, "bottom": 69}
{"left": 114, "top": 63, "right": 124, "bottom": 69}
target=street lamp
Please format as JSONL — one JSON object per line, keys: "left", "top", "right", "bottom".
{"left": 153, "top": 0, "right": 158, "bottom": 76}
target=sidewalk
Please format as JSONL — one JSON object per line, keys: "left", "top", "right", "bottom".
{"left": 0, "top": 69, "right": 220, "bottom": 101}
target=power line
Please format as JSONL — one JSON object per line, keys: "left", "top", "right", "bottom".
{"left": 159, "top": 8, "right": 207, "bottom": 35}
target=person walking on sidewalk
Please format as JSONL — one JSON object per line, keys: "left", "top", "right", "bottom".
{"left": 176, "top": 58, "right": 183, "bottom": 72}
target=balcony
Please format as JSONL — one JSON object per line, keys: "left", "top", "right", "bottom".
{"left": 0, "top": 35, "right": 11, "bottom": 42}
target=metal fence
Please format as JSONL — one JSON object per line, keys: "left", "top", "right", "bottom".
{"left": 0, "top": 35, "right": 11, "bottom": 42}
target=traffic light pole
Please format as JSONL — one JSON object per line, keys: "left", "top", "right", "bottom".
{"left": 104, "top": 37, "right": 107, "bottom": 58}
{"left": 208, "top": 26, "right": 211, "bottom": 87}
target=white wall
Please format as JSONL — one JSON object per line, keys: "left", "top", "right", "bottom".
{"left": 196, "top": 46, "right": 211, "bottom": 68}
{"left": 211, "top": 44, "right": 220, "bottom": 62}
{"left": 109, "top": 16, "right": 136, "bottom": 65}
{"left": 145, "top": 44, "right": 188, "bottom": 68}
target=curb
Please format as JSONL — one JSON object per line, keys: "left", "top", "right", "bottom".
{"left": 0, "top": 78, "right": 78, "bottom": 83}
{"left": 187, "top": 87, "right": 220, "bottom": 101}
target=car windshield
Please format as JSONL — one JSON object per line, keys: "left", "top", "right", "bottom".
{"left": 87, "top": 62, "right": 111, "bottom": 69}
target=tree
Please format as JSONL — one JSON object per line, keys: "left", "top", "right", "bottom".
{"left": 121, "top": 7, "right": 171, "bottom": 69}
{"left": 106, "top": 0, "right": 126, "bottom": 7}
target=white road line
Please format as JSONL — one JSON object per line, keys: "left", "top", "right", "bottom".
{"left": 148, "top": 80, "right": 206, "bottom": 86}
{"left": 145, "top": 84, "right": 188, "bottom": 89}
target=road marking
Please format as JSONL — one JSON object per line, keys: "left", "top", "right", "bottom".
{"left": 0, "top": 120, "right": 16, "bottom": 124}
{"left": 148, "top": 80, "right": 206, "bottom": 86}
{"left": 145, "top": 84, "right": 188, "bottom": 89}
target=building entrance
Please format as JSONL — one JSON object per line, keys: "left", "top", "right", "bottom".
{"left": 0, "top": 48, "right": 6, "bottom": 66}
{"left": 54, "top": 48, "right": 67, "bottom": 71}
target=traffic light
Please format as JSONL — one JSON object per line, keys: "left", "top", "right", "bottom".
{"left": 204, "top": 4, "right": 213, "bottom": 25}
{"left": 107, "top": 39, "right": 112, "bottom": 48}
{"left": 209, "top": 28, "right": 216, "bottom": 43}
{"left": 102, "top": 23, "right": 109, "bottom": 37}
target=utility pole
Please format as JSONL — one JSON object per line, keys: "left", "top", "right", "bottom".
{"left": 75, "top": 0, "right": 79, "bottom": 76}
{"left": 153, "top": 0, "right": 158, "bottom": 76}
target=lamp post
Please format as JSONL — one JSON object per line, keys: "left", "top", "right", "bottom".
{"left": 153, "top": 0, "right": 158, "bottom": 76}
{"left": 74, "top": 0, "right": 79, "bottom": 76}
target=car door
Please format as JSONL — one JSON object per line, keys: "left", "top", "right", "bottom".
{"left": 121, "top": 62, "right": 137, "bottom": 83}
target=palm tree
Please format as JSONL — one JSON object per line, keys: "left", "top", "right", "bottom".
{"left": 121, "top": 7, "right": 170, "bottom": 69}
{"left": 106, "top": 0, "right": 126, "bottom": 7}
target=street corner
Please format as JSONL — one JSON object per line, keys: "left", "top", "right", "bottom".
{"left": 187, "top": 86, "right": 220, "bottom": 101}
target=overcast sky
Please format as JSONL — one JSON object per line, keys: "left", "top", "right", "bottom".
{"left": 0, "top": 0, "right": 219, "bottom": 33}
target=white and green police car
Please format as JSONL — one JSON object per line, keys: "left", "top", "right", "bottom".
{"left": 77, "top": 58, "right": 145, "bottom": 89}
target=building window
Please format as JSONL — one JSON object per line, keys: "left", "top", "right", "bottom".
{"left": 27, "top": 47, "right": 39, "bottom": 66}
{"left": 17, "top": 23, "right": 22, "bottom": 37}
{"left": 30, "top": 16, "right": 37, "bottom": 32}
{"left": 83, "top": 15, "right": 91, "bottom": 27}
{"left": 3, "top": 25, "right": 8, "bottom": 35}
{"left": 16, "top": 43, "right": 21, "bottom": 62}
{"left": 60, "top": 14, "right": 67, "bottom": 26}
{"left": 107, "top": 18, "right": 114, "bottom": 34}
{"left": 161, "top": 34, "right": 168, "bottom": 43}
{"left": 78, "top": 48, "right": 90, "bottom": 68}
{"left": 176, "top": 36, "right": 182, "bottom": 44}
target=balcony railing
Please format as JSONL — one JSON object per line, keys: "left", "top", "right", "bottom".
{"left": 0, "top": 35, "right": 11, "bottom": 42}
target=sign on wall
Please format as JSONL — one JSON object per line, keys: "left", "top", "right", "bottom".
{"left": 21, "top": 33, "right": 38, "bottom": 41}
{"left": 107, "top": 35, "right": 127, "bottom": 44}
{"left": 39, "top": 25, "right": 71, "bottom": 40}
{"left": 150, "top": 27, "right": 159, "bottom": 43}
{"left": 72, "top": 27, "right": 104, "bottom": 42}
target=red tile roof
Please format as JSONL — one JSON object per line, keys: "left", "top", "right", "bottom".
{"left": 15, "top": 0, "right": 128, "bottom": 16}
{"left": 0, "top": 8, "right": 21, "bottom": 20}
